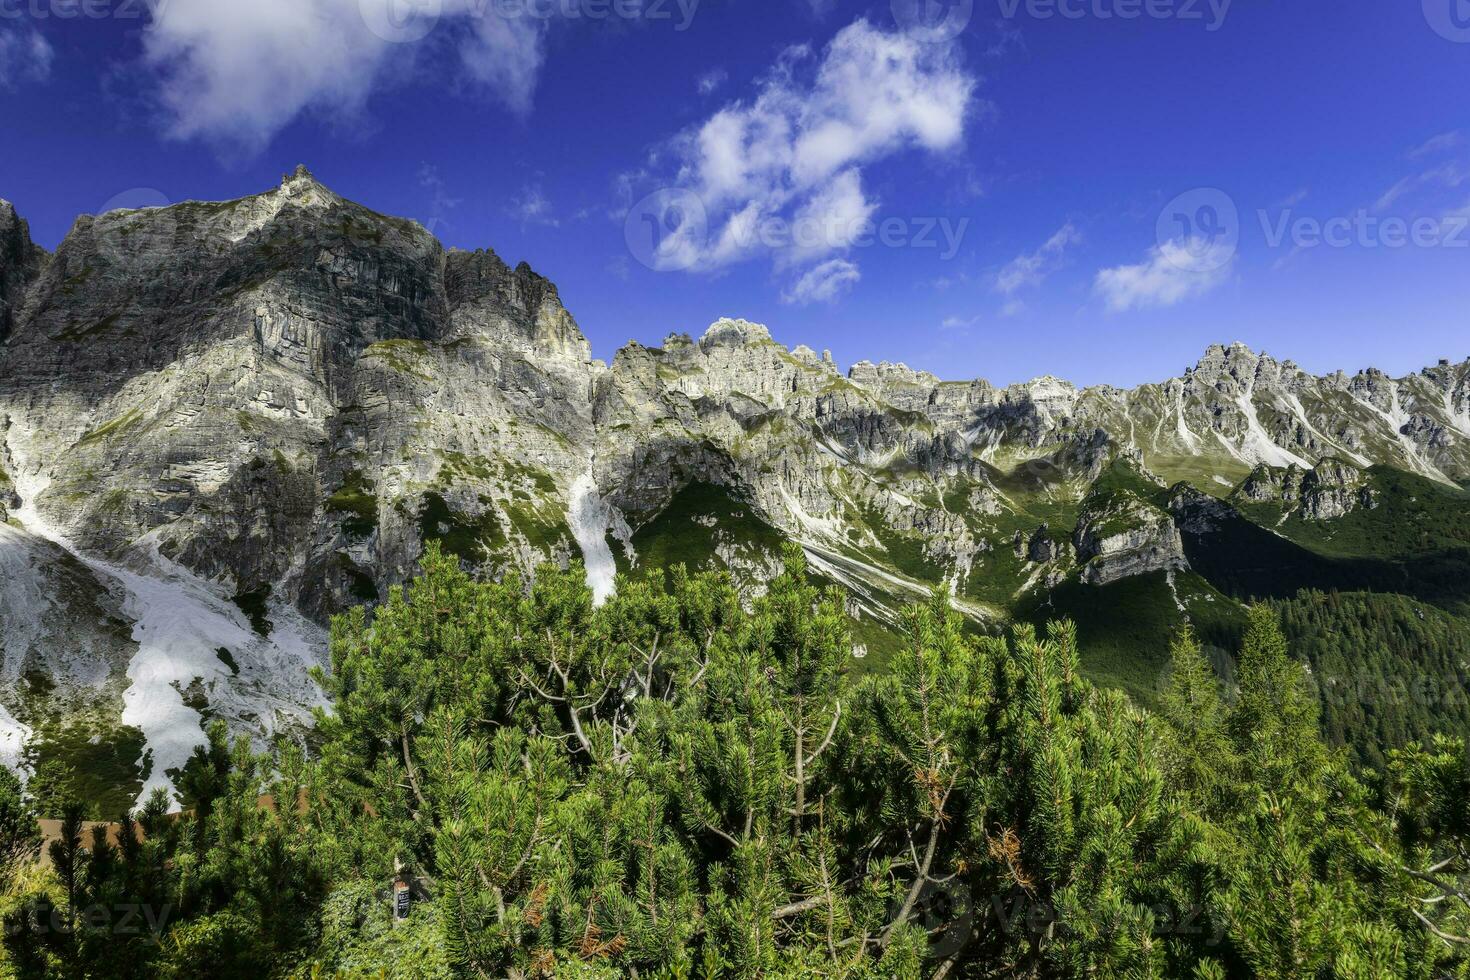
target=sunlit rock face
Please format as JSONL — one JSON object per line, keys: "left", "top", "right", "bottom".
{"left": 2, "top": 170, "right": 1469, "bottom": 802}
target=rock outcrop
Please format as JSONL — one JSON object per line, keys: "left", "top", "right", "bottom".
{"left": 0, "top": 200, "right": 48, "bottom": 344}
{"left": 1074, "top": 492, "right": 1190, "bottom": 586}
{"left": 1233, "top": 457, "right": 1378, "bottom": 521}
{"left": 1, "top": 170, "right": 1468, "bottom": 800}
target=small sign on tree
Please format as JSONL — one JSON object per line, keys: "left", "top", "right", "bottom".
{"left": 393, "top": 880, "right": 411, "bottom": 920}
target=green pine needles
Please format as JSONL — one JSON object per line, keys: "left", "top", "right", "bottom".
{"left": 2, "top": 543, "right": 1469, "bottom": 978}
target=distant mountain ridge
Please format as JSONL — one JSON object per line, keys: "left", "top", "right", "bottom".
{"left": 1, "top": 167, "right": 1468, "bottom": 804}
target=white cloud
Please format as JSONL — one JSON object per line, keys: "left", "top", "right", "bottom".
{"left": 999, "top": 298, "right": 1026, "bottom": 317}
{"left": 0, "top": 26, "right": 54, "bottom": 89}
{"left": 1273, "top": 188, "right": 1309, "bottom": 209}
{"left": 1093, "top": 239, "right": 1234, "bottom": 312}
{"left": 984, "top": 19, "right": 1025, "bottom": 58}
{"left": 941, "top": 314, "right": 980, "bottom": 330}
{"left": 140, "top": 0, "right": 550, "bottom": 152}
{"left": 782, "top": 258, "right": 861, "bottom": 305}
{"left": 509, "top": 183, "right": 559, "bottom": 226}
{"left": 1409, "top": 131, "right": 1463, "bottom": 160}
{"left": 637, "top": 18, "right": 975, "bottom": 299}
{"left": 995, "top": 222, "right": 1079, "bottom": 294}
{"left": 418, "top": 163, "right": 462, "bottom": 234}
{"left": 1375, "top": 161, "right": 1469, "bottom": 212}
{"left": 781, "top": 167, "right": 877, "bottom": 267}
{"left": 697, "top": 68, "right": 728, "bottom": 95}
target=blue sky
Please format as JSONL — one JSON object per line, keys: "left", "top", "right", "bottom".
{"left": 0, "top": 0, "right": 1466, "bottom": 388}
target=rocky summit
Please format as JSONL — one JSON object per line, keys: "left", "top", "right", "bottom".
{"left": 2, "top": 170, "right": 1469, "bottom": 805}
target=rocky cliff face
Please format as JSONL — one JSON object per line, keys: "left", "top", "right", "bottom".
{"left": 1074, "top": 492, "right": 1189, "bottom": 586}
{"left": 2, "top": 171, "right": 1468, "bottom": 802}
{"left": 0, "top": 201, "right": 48, "bottom": 345}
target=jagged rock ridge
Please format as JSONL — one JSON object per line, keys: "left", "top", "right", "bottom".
{"left": 1, "top": 171, "right": 1468, "bottom": 801}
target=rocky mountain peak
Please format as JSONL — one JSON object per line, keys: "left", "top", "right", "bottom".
{"left": 0, "top": 199, "right": 47, "bottom": 343}
{"left": 700, "top": 318, "right": 773, "bottom": 350}
{"left": 275, "top": 164, "right": 339, "bottom": 208}
{"left": 847, "top": 360, "right": 940, "bottom": 390}
{"left": 445, "top": 248, "right": 590, "bottom": 360}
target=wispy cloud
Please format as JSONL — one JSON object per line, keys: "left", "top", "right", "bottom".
{"left": 509, "top": 183, "right": 559, "bottom": 227}
{"left": 1408, "top": 131, "right": 1463, "bottom": 160}
{"left": 1094, "top": 239, "right": 1234, "bottom": 312}
{"left": 418, "top": 164, "right": 462, "bottom": 235}
{"left": 783, "top": 258, "right": 861, "bottom": 305}
{"left": 626, "top": 18, "right": 977, "bottom": 300}
{"left": 1273, "top": 188, "right": 1310, "bottom": 209}
{"left": 983, "top": 19, "right": 1025, "bottom": 58}
{"left": 139, "top": 0, "right": 552, "bottom": 153}
{"left": 1375, "top": 162, "right": 1469, "bottom": 212}
{"left": 1375, "top": 134, "right": 1469, "bottom": 212}
{"left": 995, "top": 222, "right": 1080, "bottom": 295}
{"left": 0, "top": 26, "right": 54, "bottom": 89}
{"left": 697, "top": 68, "right": 728, "bottom": 95}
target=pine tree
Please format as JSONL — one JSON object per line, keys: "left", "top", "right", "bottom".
{"left": 1159, "top": 625, "right": 1237, "bottom": 814}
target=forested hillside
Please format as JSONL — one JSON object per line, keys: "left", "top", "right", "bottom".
{"left": 1274, "top": 590, "right": 1470, "bottom": 769}
{"left": 2, "top": 548, "right": 1470, "bottom": 978}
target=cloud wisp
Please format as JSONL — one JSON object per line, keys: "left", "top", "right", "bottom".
{"left": 626, "top": 18, "right": 977, "bottom": 303}
{"left": 995, "top": 222, "right": 1080, "bottom": 295}
{"left": 0, "top": 24, "right": 54, "bottom": 90}
{"left": 1094, "top": 238, "right": 1234, "bottom": 312}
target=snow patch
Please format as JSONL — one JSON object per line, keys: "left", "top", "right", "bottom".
{"left": 7, "top": 437, "right": 326, "bottom": 808}
{"left": 568, "top": 473, "right": 618, "bottom": 605}
{"left": 1351, "top": 388, "right": 1454, "bottom": 484}
{"left": 1234, "top": 389, "right": 1311, "bottom": 469}
{"left": 0, "top": 702, "right": 28, "bottom": 775}
{"left": 1282, "top": 392, "right": 1370, "bottom": 467}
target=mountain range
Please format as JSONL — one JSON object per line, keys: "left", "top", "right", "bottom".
{"left": 2, "top": 166, "right": 1469, "bottom": 809}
